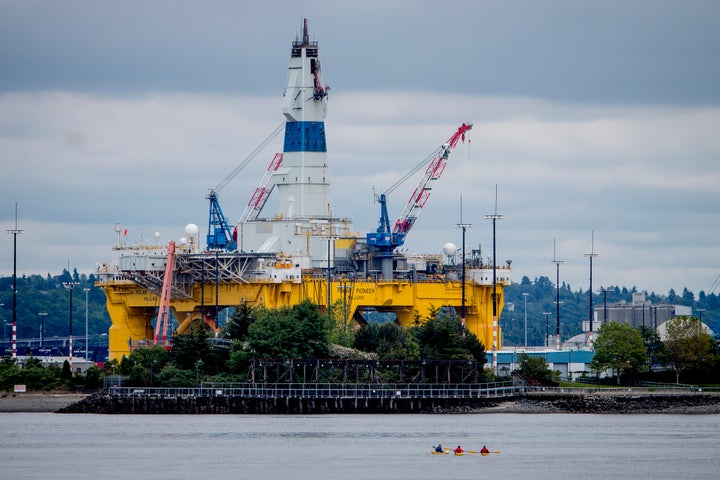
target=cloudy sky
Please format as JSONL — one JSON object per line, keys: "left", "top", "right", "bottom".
{"left": 1, "top": 0, "right": 719, "bottom": 296}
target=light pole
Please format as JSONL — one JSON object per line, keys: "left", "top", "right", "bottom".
{"left": 7, "top": 203, "right": 24, "bottom": 360}
{"left": 38, "top": 312, "right": 47, "bottom": 348}
{"left": 84, "top": 288, "right": 90, "bottom": 363}
{"left": 63, "top": 281, "right": 80, "bottom": 369}
{"left": 522, "top": 292, "right": 529, "bottom": 348}
{"left": 584, "top": 231, "right": 598, "bottom": 348}
{"left": 551, "top": 239, "right": 564, "bottom": 350}
{"left": 456, "top": 195, "right": 472, "bottom": 327}
{"left": 696, "top": 308, "right": 706, "bottom": 323}
{"left": 484, "top": 186, "right": 504, "bottom": 374}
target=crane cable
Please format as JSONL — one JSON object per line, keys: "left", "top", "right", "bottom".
{"left": 214, "top": 122, "right": 285, "bottom": 192}
{"left": 383, "top": 145, "right": 443, "bottom": 196}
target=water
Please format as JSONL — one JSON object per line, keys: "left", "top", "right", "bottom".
{"left": 1, "top": 413, "right": 718, "bottom": 480}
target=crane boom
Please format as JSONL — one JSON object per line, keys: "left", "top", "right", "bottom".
{"left": 154, "top": 240, "right": 176, "bottom": 346}
{"left": 394, "top": 122, "right": 472, "bottom": 236}
{"left": 366, "top": 123, "right": 472, "bottom": 252}
{"left": 239, "top": 152, "right": 284, "bottom": 223}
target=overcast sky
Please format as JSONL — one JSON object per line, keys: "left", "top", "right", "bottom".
{"left": 1, "top": 0, "right": 719, "bottom": 297}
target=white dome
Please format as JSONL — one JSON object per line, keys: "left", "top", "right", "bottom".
{"left": 185, "top": 223, "right": 199, "bottom": 237}
{"left": 154, "top": 232, "right": 160, "bottom": 241}
{"left": 442, "top": 242, "right": 457, "bottom": 256}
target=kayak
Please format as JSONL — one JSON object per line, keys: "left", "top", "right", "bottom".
{"left": 431, "top": 450, "right": 449, "bottom": 455}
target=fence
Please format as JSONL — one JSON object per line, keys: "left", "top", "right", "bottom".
{"left": 108, "top": 381, "right": 521, "bottom": 400}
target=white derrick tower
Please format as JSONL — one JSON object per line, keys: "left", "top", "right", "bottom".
{"left": 237, "top": 19, "right": 352, "bottom": 267}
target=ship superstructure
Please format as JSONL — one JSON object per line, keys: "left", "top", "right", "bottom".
{"left": 96, "top": 20, "right": 510, "bottom": 361}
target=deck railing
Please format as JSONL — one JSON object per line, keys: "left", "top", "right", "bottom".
{"left": 108, "top": 381, "right": 521, "bottom": 399}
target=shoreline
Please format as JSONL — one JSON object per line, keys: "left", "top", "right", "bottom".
{"left": 4, "top": 392, "right": 720, "bottom": 414}
{"left": 0, "top": 393, "right": 91, "bottom": 413}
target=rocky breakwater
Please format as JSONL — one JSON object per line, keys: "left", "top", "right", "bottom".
{"left": 521, "top": 392, "right": 720, "bottom": 414}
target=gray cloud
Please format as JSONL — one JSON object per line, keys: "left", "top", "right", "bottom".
{"left": 1, "top": 1, "right": 719, "bottom": 296}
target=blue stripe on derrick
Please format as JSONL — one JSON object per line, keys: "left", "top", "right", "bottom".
{"left": 283, "top": 121, "right": 327, "bottom": 152}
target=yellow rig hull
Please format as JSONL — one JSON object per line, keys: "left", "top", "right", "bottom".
{"left": 101, "top": 277, "right": 505, "bottom": 361}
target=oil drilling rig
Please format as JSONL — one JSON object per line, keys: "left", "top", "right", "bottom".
{"left": 96, "top": 19, "right": 511, "bottom": 361}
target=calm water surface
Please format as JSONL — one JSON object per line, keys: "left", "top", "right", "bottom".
{"left": 1, "top": 413, "right": 718, "bottom": 479}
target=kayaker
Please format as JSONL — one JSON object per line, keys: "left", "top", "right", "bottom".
{"left": 454, "top": 445, "right": 464, "bottom": 454}
{"left": 434, "top": 444, "right": 444, "bottom": 453}
{"left": 480, "top": 446, "right": 489, "bottom": 454}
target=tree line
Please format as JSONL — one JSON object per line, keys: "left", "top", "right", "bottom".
{"left": 2, "top": 300, "right": 490, "bottom": 390}
{"left": 501, "top": 275, "right": 719, "bottom": 347}
{"left": 589, "top": 316, "right": 719, "bottom": 385}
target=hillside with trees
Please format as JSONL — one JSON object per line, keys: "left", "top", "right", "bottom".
{"left": 500, "top": 275, "right": 719, "bottom": 347}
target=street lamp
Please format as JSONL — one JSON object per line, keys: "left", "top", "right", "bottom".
{"left": 38, "top": 312, "right": 47, "bottom": 348}
{"left": 62, "top": 281, "right": 80, "bottom": 369}
{"left": 522, "top": 293, "right": 529, "bottom": 348}
{"left": 84, "top": 288, "right": 90, "bottom": 363}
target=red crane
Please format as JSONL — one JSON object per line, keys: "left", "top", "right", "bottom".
{"left": 154, "top": 240, "right": 176, "bottom": 346}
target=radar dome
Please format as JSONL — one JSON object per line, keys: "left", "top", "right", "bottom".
{"left": 185, "top": 223, "right": 199, "bottom": 237}
{"left": 154, "top": 232, "right": 160, "bottom": 241}
{"left": 442, "top": 242, "right": 457, "bottom": 256}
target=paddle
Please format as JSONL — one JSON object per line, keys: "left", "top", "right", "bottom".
{"left": 467, "top": 449, "right": 501, "bottom": 455}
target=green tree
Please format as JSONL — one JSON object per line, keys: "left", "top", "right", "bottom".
{"left": 590, "top": 322, "right": 648, "bottom": 384}
{"left": 327, "top": 299, "right": 355, "bottom": 347}
{"left": 639, "top": 326, "right": 665, "bottom": 368}
{"left": 156, "top": 364, "right": 195, "bottom": 387}
{"left": 247, "top": 300, "right": 330, "bottom": 358}
{"left": 171, "top": 328, "right": 212, "bottom": 371}
{"left": 61, "top": 360, "right": 72, "bottom": 380}
{"left": 415, "top": 309, "right": 486, "bottom": 363}
{"left": 352, "top": 323, "right": 420, "bottom": 360}
{"left": 517, "top": 353, "right": 559, "bottom": 385}
{"left": 84, "top": 365, "right": 103, "bottom": 389}
{"left": 223, "top": 303, "right": 255, "bottom": 341}
{"left": 663, "top": 316, "right": 720, "bottom": 383}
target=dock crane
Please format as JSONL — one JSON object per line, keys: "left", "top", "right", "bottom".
{"left": 366, "top": 123, "right": 473, "bottom": 254}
